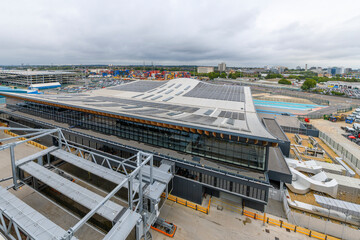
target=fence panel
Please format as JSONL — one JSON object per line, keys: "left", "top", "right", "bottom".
{"left": 319, "top": 131, "right": 360, "bottom": 173}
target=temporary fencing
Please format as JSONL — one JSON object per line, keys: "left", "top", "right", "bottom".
{"left": 3, "top": 129, "right": 48, "bottom": 150}
{"left": 241, "top": 209, "right": 340, "bottom": 240}
{"left": 161, "top": 193, "right": 211, "bottom": 214}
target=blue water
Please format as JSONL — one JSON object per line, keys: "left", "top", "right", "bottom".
{"left": 256, "top": 109, "right": 295, "bottom": 116}
{"left": 253, "top": 99, "right": 324, "bottom": 110}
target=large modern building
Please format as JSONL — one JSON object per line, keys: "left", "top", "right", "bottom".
{"left": 0, "top": 70, "right": 77, "bottom": 86}
{"left": 218, "top": 62, "right": 226, "bottom": 72}
{"left": 197, "top": 66, "right": 214, "bottom": 74}
{"left": 0, "top": 78, "right": 291, "bottom": 211}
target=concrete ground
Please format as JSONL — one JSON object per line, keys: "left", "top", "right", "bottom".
{"left": 152, "top": 197, "right": 311, "bottom": 240}
{"left": 310, "top": 118, "right": 360, "bottom": 160}
{"left": 0, "top": 131, "right": 105, "bottom": 239}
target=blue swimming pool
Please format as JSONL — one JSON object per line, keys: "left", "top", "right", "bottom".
{"left": 253, "top": 99, "right": 324, "bottom": 110}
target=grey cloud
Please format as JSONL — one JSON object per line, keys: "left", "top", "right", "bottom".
{"left": 0, "top": 0, "right": 360, "bottom": 67}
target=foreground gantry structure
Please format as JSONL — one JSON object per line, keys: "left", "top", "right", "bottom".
{"left": 0, "top": 127, "right": 173, "bottom": 240}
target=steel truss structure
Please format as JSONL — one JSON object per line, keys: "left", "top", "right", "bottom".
{"left": 0, "top": 127, "right": 173, "bottom": 240}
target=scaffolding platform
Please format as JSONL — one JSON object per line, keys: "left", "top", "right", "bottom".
{"left": 103, "top": 211, "right": 141, "bottom": 240}
{"left": 144, "top": 181, "right": 167, "bottom": 201}
{"left": 51, "top": 149, "right": 172, "bottom": 188}
{"left": 142, "top": 164, "right": 173, "bottom": 184}
{"left": 50, "top": 149, "right": 141, "bottom": 190}
{"left": 0, "top": 186, "right": 77, "bottom": 240}
{"left": 15, "top": 146, "right": 58, "bottom": 166}
{"left": 19, "top": 161, "right": 123, "bottom": 222}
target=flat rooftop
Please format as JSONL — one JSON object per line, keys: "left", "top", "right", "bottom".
{"left": 0, "top": 70, "right": 75, "bottom": 75}
{"left": 2, "top": 78, "right": 278, "bottom": 142}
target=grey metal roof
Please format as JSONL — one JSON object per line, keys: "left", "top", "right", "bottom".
{"left": 110, "top": 80, "right": 167, "bottom": 92}
{"left": 19, "top": 161, "right": 123, "bottom": 221}
{"left": 0, "top": 186, "right": 76, "bottom": 240}
{"left": 314, "top": 194, "right": 360, "bottom": 217}
{"left": 267, "top": 147, "right": 292, "bottom": 183}
{"left": 2, "top": 78, "right": 279, "bottom": 142}
{"left": 262, "top": 118, "right": 289, "bottom": 142}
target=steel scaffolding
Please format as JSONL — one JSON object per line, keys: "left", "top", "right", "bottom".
{"left": 0, "top": 127, "right": 173, "bottom": 240}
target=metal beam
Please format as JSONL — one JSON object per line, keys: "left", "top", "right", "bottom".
{"left": 0, "top": 130, "right": 48, "bottom": 143}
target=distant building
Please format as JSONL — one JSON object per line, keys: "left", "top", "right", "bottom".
{"left": 328, "top": 67, "right": 344, "bottom": 76}
{"left": 218, "top": 62, "right": 226, "bottom": 72}
{"left": 0, "top": 70, "right": 76, "bottom": 87}
{"left": 305, "top": 64, "right": 308, "bottom": 71}
{"left": 296, "top": 66, "right": 301, "bottom": 70}
{"left": 270, "top": 66, "right": 286, "bottom": 74}
{"left": 344, "top": 68, "right": 352, "bottom": 74}
{"left": 197, "top": 67, "right": 214, "bottom": 74}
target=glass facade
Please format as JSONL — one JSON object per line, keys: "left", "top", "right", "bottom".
{"left": 8, "top": 99, "right": 268, "bottom": 171}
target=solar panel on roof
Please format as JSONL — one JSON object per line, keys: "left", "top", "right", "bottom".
{"left": 167, "top": 112, "right": 183, "bottom": 116}
{"left": 204, "top": 109, "right": 214, "bottom": 116}
{"left": 122, "top": 105, "right": 141, "bottom": 109}
{"left": 151, "top": 95, "right": 163, "bottom": 100}
{"left": 142, "top": 94, "right": 154, "bottom": 99}
{"left": 157, "top": 89, "right": 166, "bottom": 93}
{"left": 184, "top": 85, "right": 191, "bottom": 90}
{"left": 183, "top": 82, "right": 245, "bottom": 102}
{"left": 129, "top": 109, "right": 169, "bottom": 115}
{"left": 163, "top": 97, "right": 173, "bottom": 102}
{"left": 180, "top": 114, "right": 217, "bottom": 124}
{"left": 132, "top": 93, "right": 144, "bottom": 98}
{"left": 175, "top": 91, "right": 184, "bottom": 96}
{"left": 226, "top": 118, "right": 235, "bottom": 125}
{"left": 110, "top": 81, "right": 166, "bottom": 92}
{"left": 175, "top": 84, "right": 182, "bottom": 88}
{"left": 87, "top": 96, "right": 199, "bottom": 113}
{"left": 147, "top": 88, "right": 158, "bottom": 93}
{"left": 218, "top": 111, "right": 245, "bottom": 120}
{"left": 165, "top": 89, "right": 173, "bottom": 94}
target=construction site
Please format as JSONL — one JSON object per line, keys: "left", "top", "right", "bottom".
{"left": 0, "top": 78, "right": 359, "bottom": 240}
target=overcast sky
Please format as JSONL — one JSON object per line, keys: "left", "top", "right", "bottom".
{"left": 1, "top": 0, "right": 360, "bottom": 68}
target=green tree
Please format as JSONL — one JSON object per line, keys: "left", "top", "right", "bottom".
{"left": 220, "top": 72, "right": 227, "bottom": 78}
{"left": 266, "top": 73, "right": 283, "bottom": 79}
{"left": 301, "top": 79, "right": 317, "bottom": 90}
{"left": 278, "top": 79, "right": 291, "bottom": 85}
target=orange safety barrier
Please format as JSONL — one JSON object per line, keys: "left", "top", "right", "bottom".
{"left": 161, "top": 193, "right": 211, "bottom": 214}
{"left": 241, "top": 207, "right": 340, "bottom": 240}
{"left": 3, "top": 130, "right": 48, "bottom": 150}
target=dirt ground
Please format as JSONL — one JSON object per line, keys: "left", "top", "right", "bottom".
{"left": 252, "top": 92, "right": 314, "bottom": 104}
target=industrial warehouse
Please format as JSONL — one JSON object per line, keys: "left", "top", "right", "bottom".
{"left": 0, "top": 78, "right": 294, "bottom": 239}
{"left": 0, "top": 70, "right": 77, "bottom": 86}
